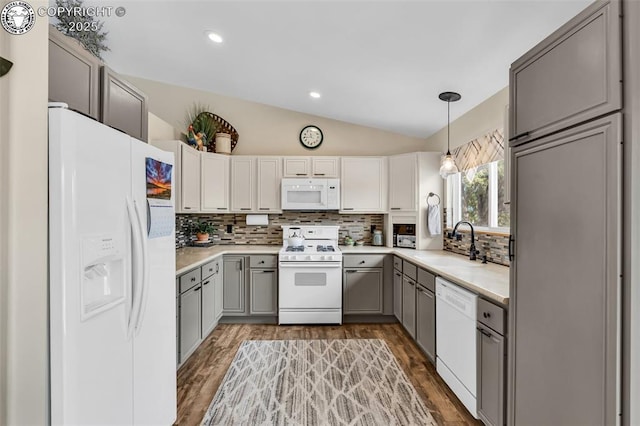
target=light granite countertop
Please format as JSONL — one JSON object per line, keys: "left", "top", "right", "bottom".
{"left": 176, "top": 245, "right": 510, "bottom": 305}
{"left": 176, "top": 245, "right": 280, "bottom": 275}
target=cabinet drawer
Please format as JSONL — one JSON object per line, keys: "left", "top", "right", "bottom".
{"left": 402, "top": 260, "right": 417, "bottom": 280}
{"left": 250, "top": 255, "right": 277, "bottom": 268}
{"left": 179, "top": 268, "right": 202, "bottom": 294}
{"left": 201, "top": 259, "right": 220, "bottom": 279}
{"left": 393, "top": 256, "right": 402, "bottom": 272}
{"left": 477, "top": 298, "right": 506, "bottom": 335}
{"left": 417, "top": 268, "right": 436, "bottom": 293}
{"left": 343, "top": 254, "right": 385, "bottom": 268}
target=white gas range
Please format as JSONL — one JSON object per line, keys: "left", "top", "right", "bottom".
{"left": 278, "top": 226, "right": 342, "bottom": 325}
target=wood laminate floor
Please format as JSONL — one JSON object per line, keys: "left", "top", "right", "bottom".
{"left": 176, "top": 323, "right": 481, "bottom": 425}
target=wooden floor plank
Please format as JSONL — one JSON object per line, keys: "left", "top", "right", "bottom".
{"left": 175, "top": 323, "right": 481, "bottom": 426}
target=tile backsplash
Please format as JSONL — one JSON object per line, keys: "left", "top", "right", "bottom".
{"left": 442, "top": 207, "right": 510, "bottom": 266}
{"left": 176, "top": 212, "right": 385, "bottom": 248}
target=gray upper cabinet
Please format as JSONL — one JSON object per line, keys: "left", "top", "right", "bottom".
{"left": 49, "top": 26, "right": 100, "bottom": 120}
{"left": 249, "top": 269, "right": 277, "bottom": 315}
{"left": 509, "top": 114, "right": 621, "bottom": 425}
{"left": 222, "top": 256, "right": 246, "bottom": 315}
{"left": 509, "top": 0, "right": 621, "bottom": 146}
{"left": 101, "top": 66, "right": 149, "bottom": 142}
{"left": 343, "top": 269, "right": 383, "bottom": 314}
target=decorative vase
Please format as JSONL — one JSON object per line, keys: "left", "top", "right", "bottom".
{"left": 196, "top": 232, "right": 209, "bottom": 241}
{"left": 215, "top": 133, "right": 232, "bottom": 155}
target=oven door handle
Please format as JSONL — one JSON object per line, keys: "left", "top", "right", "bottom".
{"left": 278, "top": 262, "right": 342, "bottom": 268}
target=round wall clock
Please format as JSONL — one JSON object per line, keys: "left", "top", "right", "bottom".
{"left": 299, "top": 125, "right": 323, "bottom": 149}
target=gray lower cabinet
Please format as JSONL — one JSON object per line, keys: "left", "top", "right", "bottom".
{"left": 250, "top": 269, "right": 277, "bottom": 315}
{"left": 343, "top": 269, "right": 383, "bottom": 314}
{"left": 509, "top": 0, "right": 621, "bottom": 145}
{"left": 223, "top": 256, "right": 247, "bottom": 315}
{"left": 415, "top": 284, "right": 435, "bottom": 364}
{"left": 477, "top": 298, "right": 506, "bottom": 426}
{"left": 213, "top": 263, "right": 224, "bottom": 321}
{"left": 179, "top": 282, "right": 201, "bottom": 363}
{"left": 201, "top": 258, "right": 222, "bottom": 337}
{"left": 393, "top": 269, "right": 402, "bottom": 321}
{"left": 401, "top": 275, "right": 416, "bottom": 337}
{"left": 509, "top": 114, "right": 621, "bottom": 424}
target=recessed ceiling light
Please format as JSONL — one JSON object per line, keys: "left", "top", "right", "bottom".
{"left": 206, "top": 32, "right": 223, "bottom": 43}
{"left": 309, "top": 91, "right": 321, "bottom": 99}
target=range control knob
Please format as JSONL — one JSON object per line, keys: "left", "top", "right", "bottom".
{"left": 305, "top": 255, "right": 312, "bottom": 261}
{"left": 326, "top": 255, "right": 333, "bottom": 261}
{"left": 320, "top": 255, "right": 326, "bottom": 261}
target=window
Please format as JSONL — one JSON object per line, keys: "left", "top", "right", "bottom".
{"left": 447, "top": 159, "right": 509, "bottom": 231}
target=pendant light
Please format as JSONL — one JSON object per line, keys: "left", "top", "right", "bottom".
{"left": 438, "top": 91, "right": 461, "bottom": 179}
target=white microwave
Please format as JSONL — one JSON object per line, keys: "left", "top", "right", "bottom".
{"left": 281, "top": 178, "right": 340, "bottom": 210}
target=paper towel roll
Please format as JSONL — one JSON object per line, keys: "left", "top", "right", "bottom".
{"left": 246, "top": 214, "right": 269, "bottom": 225}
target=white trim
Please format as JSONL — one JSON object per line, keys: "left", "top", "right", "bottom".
{"left": 488, "top": 161, "right": 498, "bottom": 227}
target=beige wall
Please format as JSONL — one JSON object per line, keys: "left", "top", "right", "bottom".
{"left": 126, "top": 76, "right": 427, "bottom": 156}
{"left": 0, "top": 3, "right": 49, "bottom": 424}
{"left": 424, "top": 87, "right": 509, "bottom": 152}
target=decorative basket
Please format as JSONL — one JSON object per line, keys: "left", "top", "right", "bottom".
{"left": 199, "top": 112, "right": 239, "bottom": 153}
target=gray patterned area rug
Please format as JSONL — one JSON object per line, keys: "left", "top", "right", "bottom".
{"left": 201, "top": 339, "right": 437, "bottom": 426}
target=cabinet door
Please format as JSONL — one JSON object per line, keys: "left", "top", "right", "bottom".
{"left": 393, "top": 269, "right": 402, "bottom": 321}
{"left": 312, "top": 157, "right": 340, "bottom": 177}
{"left": 341, "top": 157, "right": 387, "bottom": 212}
{"left": 250, "top": 270, "right": 277, "bottom": 315}
{"left": 181, "top": 144, "right": 201, "bottom": 212}
{"left": 223, "top": 256, "right": 246, "bottom": 314}
{"left": 416, "top": 286, "right": 436, "bottom": 363}
{"left": 201, "top": 275, "right": 216, "bottom": 338}
{"left": 389, "top": 154, "right": 417, "bottom": 211}
{"left": 201, "top": 152, "right": 229, "bottom": 212}
{"left": 510, "top": 114, "right": 620, "bottom": 424}
{"left": 343, "top": 269, "right": 383, "bottom": 314}
{"left": 477, "top": 324, "right": 505, "bottom": 426}
{"left": 256, "top": 157, "right": 282, "bottom": 212}
{"left": 101, "top": 66, "right": 148, "bottom": 141}
{"left": 179, "top": 284, "right": 201, "bottom": 363}
{"left": 49, "top": 26, "right": 100, "bottom": 120}
{"left": 283, "top": 157, "right": 310, "bottom": 177}
{"left": 231, "top": 157, "right": 255, "bottom": 212}
{"left": 509, "top": 0, "right": 621, "bottom": 145}
{"left": 213, "top": 261, "right": 224, "bottom": 321}
{"left": 402, "top": 276, "right": 416, "bottom": 337}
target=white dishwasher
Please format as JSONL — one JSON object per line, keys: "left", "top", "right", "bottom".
{"left": 436, "top": 277, "right": 478, "bottom": 418}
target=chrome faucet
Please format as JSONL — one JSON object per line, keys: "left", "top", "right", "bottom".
{"left": 449, "top": 221, "right": 479, "bottom": 261}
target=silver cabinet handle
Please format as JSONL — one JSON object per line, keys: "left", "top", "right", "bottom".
{"left": 240, "top": 208, "right": 251, "bottom": 211}
{"left": 203, "top": 280, "right": 210, "bottom": 286}
{"left": 342, "top": 208, "right": 354, "bottom": 211}
{"left": 184, "top": 207, "right": 191, "bottom": 210}
{"left": 217, "top": 208, "right": 227, "bottom": 210}
{"left": 295, "top": 173, "right": 306, "bottom": 176}
{"left": 390, "top": 207, "right": 401, "bottom": 210}
{"left": 194, "top": 285, "right": 201, "bottom": 292}
{"left": 259, "top": 208, "right": 270, "bottom": 210}
{"left": 314, "top": 173, "right": 325, "bottom": 176}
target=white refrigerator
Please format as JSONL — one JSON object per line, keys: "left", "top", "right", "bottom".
{"left": 48, "top": 106, "right": 177, "bottom": 425}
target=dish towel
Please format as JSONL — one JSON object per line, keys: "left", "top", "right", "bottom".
{"left": 427, "top": 204, "right": 441, "bottom": 236}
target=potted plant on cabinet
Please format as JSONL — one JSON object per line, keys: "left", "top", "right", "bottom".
{"left": 195, "top": 221, "right": 216, "bottom": 241}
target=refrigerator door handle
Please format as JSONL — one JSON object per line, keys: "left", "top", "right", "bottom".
{"left": 133, "top": 200, "right": 150, "bottom": 335}
{"left": 126, "top": 197, "right": 144, "bottom": 339}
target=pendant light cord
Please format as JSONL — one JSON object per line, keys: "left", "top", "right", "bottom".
{"left": 446, "top": 101, "right": 451, "bottom": 155}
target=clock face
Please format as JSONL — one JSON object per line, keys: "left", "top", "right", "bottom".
{"left": 299, "top": 125, "right": 323, "bottom": 149}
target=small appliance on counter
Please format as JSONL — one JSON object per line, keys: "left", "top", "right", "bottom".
{"left": 393, "top": 224, "right": 416, "bottom": 248}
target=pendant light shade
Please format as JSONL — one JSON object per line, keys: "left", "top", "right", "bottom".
{"left": 438, "top": 91, "right": 461, "bottom": 179}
